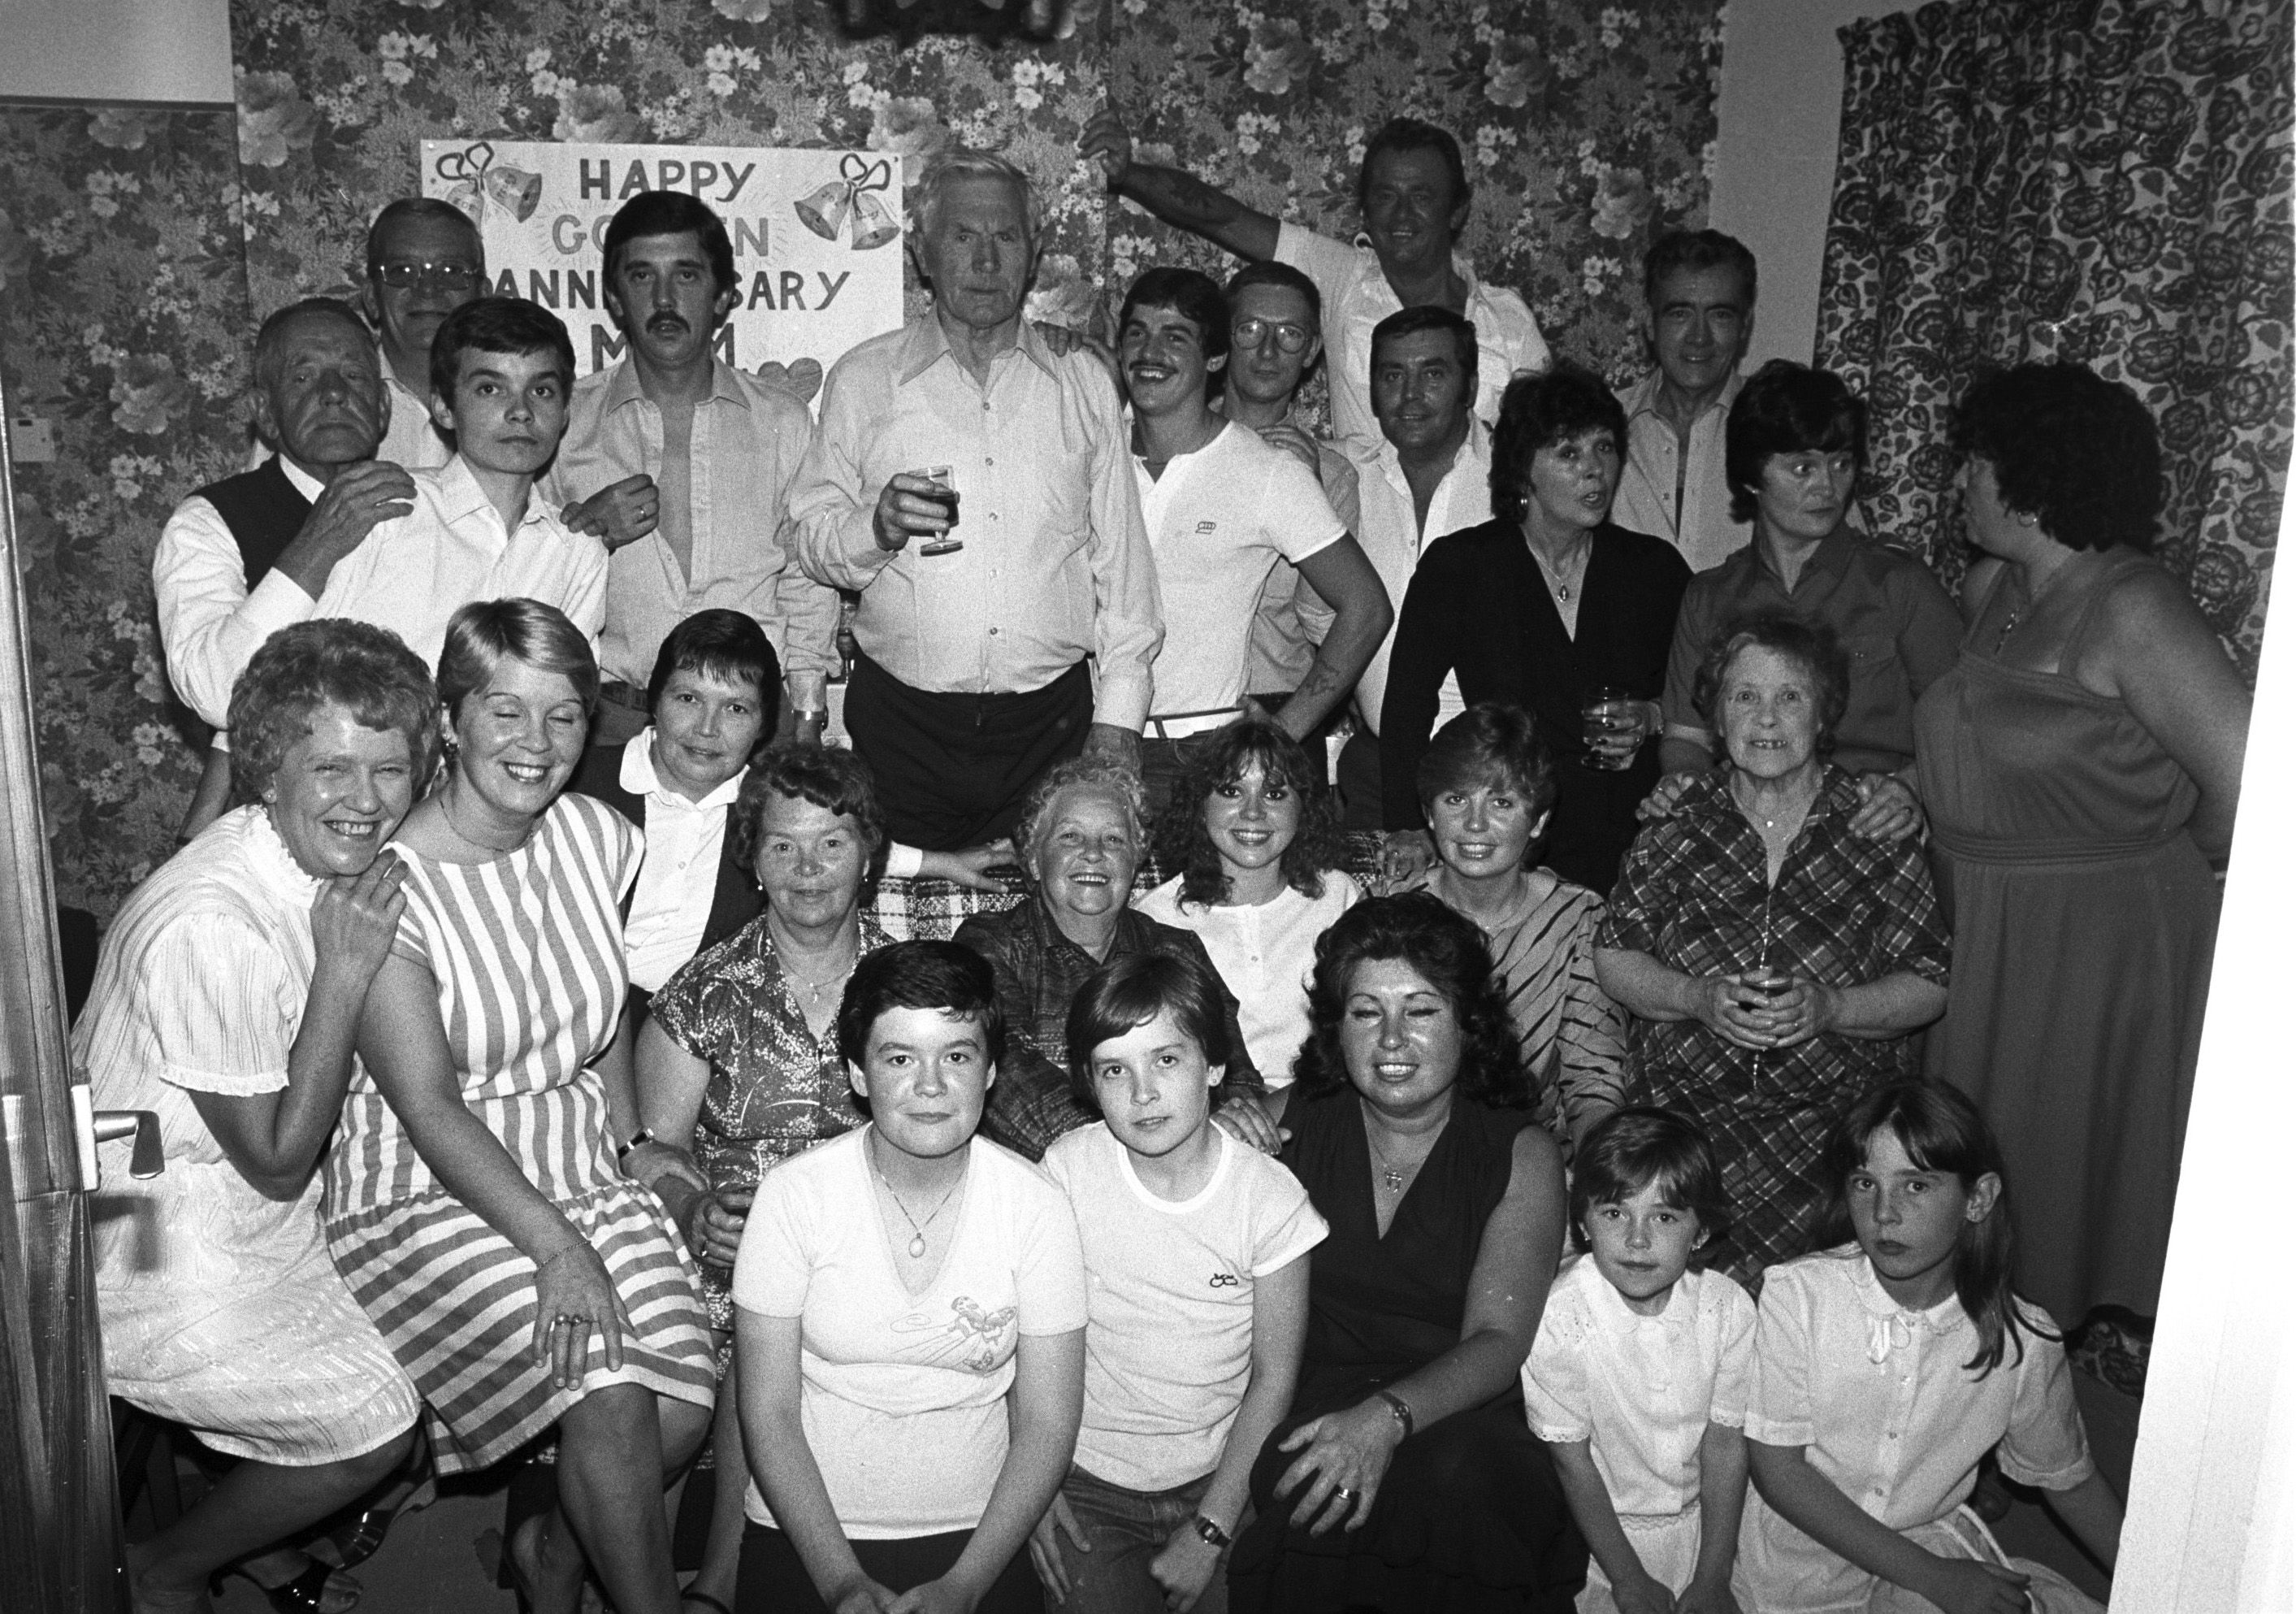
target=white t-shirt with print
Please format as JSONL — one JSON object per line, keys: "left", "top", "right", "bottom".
{"left": 731, "top": 1127, "right": 1087, "bottom": 1537}
{"left": 1039, "top": 1123, "right": 1327, "bottom": 1492}
{"left": 1523, "top": 1253, "right": 1756, "bottom": 1521}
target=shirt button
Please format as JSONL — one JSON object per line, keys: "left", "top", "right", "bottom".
{"left": 989, "top": 627, "right": 1000, "bottom": 636}
{"left": 985, "top": 457, "right": 995, "bottom": 466}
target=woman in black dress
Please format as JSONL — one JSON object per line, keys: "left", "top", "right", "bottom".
{"left": 1380, "top": 362, "right": 1691, "bottom": 894}
{"left": 1228, "top": 893, "right": 1583, "bottom": 1612}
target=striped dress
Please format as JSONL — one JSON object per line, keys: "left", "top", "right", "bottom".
{"left": 323, "top": 792, "right": 715, "bottom": 1474}
{"left": 1428, "top": 866, "right": 1627, "bottom": 1147}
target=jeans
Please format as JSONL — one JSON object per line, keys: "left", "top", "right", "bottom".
{"left": 1048, "top": 1463, "right": 1228, "bottom": 1614}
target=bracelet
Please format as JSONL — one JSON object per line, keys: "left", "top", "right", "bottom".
{"left": 614, "top": 1127, "right": 656, "bottom": 1163}
{"left": 791, "top": 708, "right": 828, "bottom": 723}
{"left": 1375, "top": 1388, "right": 1414, "bottom": 1440}
{"left": 1190, "top": 1513, "right": 1232, "bottom": 1550}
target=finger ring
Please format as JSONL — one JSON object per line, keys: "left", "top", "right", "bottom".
{"left": 556, "top": 1312, "right": 578, "bottom": 1325}
{"left": 1333, "top": 1487, "right": 1358, "bottom": 1502}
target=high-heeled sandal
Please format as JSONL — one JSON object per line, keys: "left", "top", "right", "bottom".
{"left": 209, "top": 1559, "right": 355, "bottom": 1614}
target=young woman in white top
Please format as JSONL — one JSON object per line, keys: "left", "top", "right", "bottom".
{"left": 1524, "top": 1107, "right": 1754, "bottom": 1614}
{"left": 1030, "top": 952, "right": 1328, "bottom": 1612}
{"left": 1136, "top": 718, "right": 1361, "bottom": 1109}
{"left": 732, "top": 940, "right": 1087, "bottom": 1614}
{"left": 1737, "top": 1081, "right": 2122, "bottom": 1614}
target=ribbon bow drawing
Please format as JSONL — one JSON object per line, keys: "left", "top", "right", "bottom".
{"left": 435, "top": 141, "right": 543, "bottom": 226}
{"left": 794, "top": 153, "right": 900, "bottom": 251}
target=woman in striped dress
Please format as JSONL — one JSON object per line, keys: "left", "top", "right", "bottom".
{"left": 327, "top": 600, "right": 715, "bottom": 1614}
{"left": 1407, "top": 704, "right": 1627, "bottom": 1155}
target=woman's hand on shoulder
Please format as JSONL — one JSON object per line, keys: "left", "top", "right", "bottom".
{"left": 1273, "top": 1398, "right": 1408, "bottom": 1535}
{"left": 1212, "top": 1088, "right": 1289, "bottom": 1154}
{"left": 309, "top": 852, "right": 407, "bottom": 985}
{"left": 1847, "top": 773, "right": 1926, "bottom": 842}
{"left": 1635, "top": 770, "right": 1702, "bottom": 823}
{"left": 1379, "top": 830, "right": 1435, "bottom": 893}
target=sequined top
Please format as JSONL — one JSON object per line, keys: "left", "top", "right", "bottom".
{"left": 648, "top": 911, "right": 895, "bottom": 1194}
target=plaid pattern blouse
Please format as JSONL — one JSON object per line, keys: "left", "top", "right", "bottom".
{"left": 1598, "top": 766, "right": 1950, "bottom": 1105}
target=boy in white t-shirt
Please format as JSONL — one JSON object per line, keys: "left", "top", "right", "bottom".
{"left": 734, "top": 940, "right": 1088, "bottom": 1614}
{"left": 1030, "top": 951, "right": 1327, "bottom": 1614}
{"left": 1523, "top": 1108, "right": 1755, "bottom": 1614}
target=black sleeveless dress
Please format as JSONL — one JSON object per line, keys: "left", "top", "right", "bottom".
{"left": 1228, "top": 1090, "right": 1586, "bottom": 1612}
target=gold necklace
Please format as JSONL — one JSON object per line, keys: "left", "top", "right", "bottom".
{"left": 1528, "top": 532, "right": 1592, "bottom": 603}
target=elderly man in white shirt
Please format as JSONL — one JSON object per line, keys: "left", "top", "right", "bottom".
{"left": 542, "top": 190, "right": 838, "bottom": 752}
{"left": 155, "top": 297, "right": 422, "bottom": 835}
{"left": 362, "top": 197, "right": 487, "bottom": 471}
{"left": 789, "top": 150, "right": 1162, "bottom": 852}
{"left": 1612, "top": 230, "right": 1760, "bottom": 575}
{"left": 1117, "top": 266, "right": 1390, "bottom": 818}
{"left": 1083, "top": 111, "right": 1547, "bottom": 457}
{"left": 1340, "top": 306, "right": 1497, "bottom": 841}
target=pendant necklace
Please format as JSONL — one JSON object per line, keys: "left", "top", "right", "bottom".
{"left": 782, "top": 952, "right": 857, "bottom": 1007}
{"left": 1530, "top": 534, "right": 1592, "bottom": 605}
{"left": 872, "top": 1144, "right": 964, "bottom": 1258}
{"left": 1365, "top": 1132, "right": 1419, "bottom": 1194}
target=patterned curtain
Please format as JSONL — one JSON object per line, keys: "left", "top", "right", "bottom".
{"left": 1815, "top": 0, "right": 2291, "bottom": 681}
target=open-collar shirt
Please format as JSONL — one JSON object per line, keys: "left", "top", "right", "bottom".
{"left": 1346, "top": 415, "right": 1494, "bottom": 734}
{"left": 1614, "top": 367, "right": 1748, "bottom": 574}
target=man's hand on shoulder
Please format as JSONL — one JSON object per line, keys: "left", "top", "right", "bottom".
{"left": 272, "top": 459, "right": 417, "bottom": 598}
{"left": 1083, "top": 721, "right": 1142, "bottom": 774}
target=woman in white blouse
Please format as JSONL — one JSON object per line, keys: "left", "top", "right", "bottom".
{"left": 84, "top": 620, "right": 434, "bottom": 1614}
{"left": 734, "top": 940, "right": 1087, "bottom": 1614}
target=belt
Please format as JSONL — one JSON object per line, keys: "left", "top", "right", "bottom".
{"left": 1144, "top": 706, "right": 1242, "bottom": 741}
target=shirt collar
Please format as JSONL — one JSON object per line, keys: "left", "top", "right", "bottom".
{"left": 601, "top": 354, "right": 751, "bottom": 414}
{"left": 272, "top": 455, "right": 328, "bottom": 503}
{"left": 622, "top": 727, "right": 747, "bottom": 811}
{"left": 1850, "top": 1249, "right": 1968, "bottom": 1362}
{"left": 898, "top": 312, "right": 1059, "bottom": 385}
{"left": 1750, "top": 524, "right": 1858, "bottom": 588}
{"left": 1370, "top": 411, "right": 1491, "bottom": 484}
{"left": 1680, "top": 763, "right": 1859, "bottom": 825}
{"left": 1621, "top": 367, "right": 1744, "bottom": 425}
{"left": 1025, "top": 891, "right": 1150, "bottom": 962}
{"left": 240, "top": 803, "right": 325, "bottom": 904}
{"left": 1579, "top": 1253, "right": 1693, "bottom": 1331}
{"left": 439, "top": 453, "right": 549, "bottom": 531}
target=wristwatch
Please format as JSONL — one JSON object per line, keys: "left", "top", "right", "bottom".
{"left": 1190, "top": 1513, "right": 1232, "bottom": 1550}
{"left": 1375, "top": 1388, "right": 1415, "bottom": 1440}
{"left": 615, "top": 1127, "right": 657, "bottom": 1165}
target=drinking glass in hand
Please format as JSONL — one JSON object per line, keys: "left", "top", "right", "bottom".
{"left": 918, "top": 465, "right": 962, "bottom": 556}
{"left": 1581, "top": 687, "right": 1640, "bottom": 770}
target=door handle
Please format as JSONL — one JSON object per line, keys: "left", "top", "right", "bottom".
{"left": 68, "top": 1083, "right": 164, "bottom": 1185}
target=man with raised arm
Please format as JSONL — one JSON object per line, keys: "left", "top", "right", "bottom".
{"left": 1613, "top": 229, "right": 1761, "bottom": 574}
{"left": 1081, "top": 110, "right": 1547, "bottom": 456}
{"left": 1116, "top": 267, "right": 1390, "bottom": 816}
{"left": 362, "top": 198, "right": 487, "bottom": 471}
{"left": 787, "top": 150, "right": 1162, "bottom": 852}
{"left": 540, "top": 191, "right": 835, "bottom": 749}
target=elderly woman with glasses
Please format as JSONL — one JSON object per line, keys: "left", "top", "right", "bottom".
{"left": 951, "top": 757, "right": 1269, "bottom": 1161}
{"left": 87, "top": 619, "right": 434, "bottom": 1614}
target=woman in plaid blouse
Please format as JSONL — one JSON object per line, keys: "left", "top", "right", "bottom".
{"left": 1593, "top": 614, "right": 1950, "bottom": 1288}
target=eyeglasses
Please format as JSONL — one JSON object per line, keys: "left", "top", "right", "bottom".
{"left": 374, "top": 259, "right": 483, "bottom": 292}
{"left": 1231, "top": 317, "right": 1314, "bottom": 354}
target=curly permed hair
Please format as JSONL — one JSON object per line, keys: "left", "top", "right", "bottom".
{"left": 1289, "top": 892, "right": 1531, "bottom": 1107}
{"left": 1154, "top": 718, "right": 1344, "bottom": 909}
{"left": 1950, "top": 362, "right": 2162, "bottom": 553}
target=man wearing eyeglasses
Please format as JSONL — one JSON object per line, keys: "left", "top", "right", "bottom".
{"left": 362, "top": 198, "right": 488, "bottom": 470}
{"left": 1215, "top": 262, "right": 1364, "bottom": 714}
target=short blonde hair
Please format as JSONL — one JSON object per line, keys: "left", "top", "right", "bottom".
{"left": 436, "top": 598, "right": 600, "bottom": 722}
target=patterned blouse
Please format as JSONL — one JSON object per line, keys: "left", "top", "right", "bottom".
{"left": 1596, "top": 766, "right": 1951, "bottom": 1106}
{"left": 648, "top": 911, "right": 895, "bottom": 1196}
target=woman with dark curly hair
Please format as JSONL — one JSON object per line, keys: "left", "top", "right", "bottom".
{"left": 1917, "top": 361, "right": 2251, "bottom": 1330}
{"left": 1597, "top": 615, "right": 1950, "bottom": 1287}
{"left": 1227, "top": 893, "right": 1584, "bottom": 1612}
{"left": 1380, "top": 362, "right": 1691, "bottom": 896}
{"left": 1137, "top": 718, "right": 1362, "bottom": 1103}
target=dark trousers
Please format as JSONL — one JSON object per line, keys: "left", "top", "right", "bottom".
{"left": 1336, "top": 727, "right": 1385, "bottom": 833}
{"left": 844, "top": 651, "right": 1094, "bottom": 851}
{"left": 737, "top": 1521, "right": 1040, "bottom": 1612}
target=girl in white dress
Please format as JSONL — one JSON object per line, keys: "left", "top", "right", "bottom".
{"left": 1524, "top": 1106, "right": 1754, "bottom": 1614}
{"left": 1735, "top": 1081, "right": 2123, "bottom": 1613}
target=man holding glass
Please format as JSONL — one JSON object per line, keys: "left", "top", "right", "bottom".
{"left": 790, "top": 150, "right": 1161, "bottom": 850}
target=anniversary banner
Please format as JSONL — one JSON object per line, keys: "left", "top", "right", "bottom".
{"left": 418, "top": 139, "right": 908, "bottom": 376}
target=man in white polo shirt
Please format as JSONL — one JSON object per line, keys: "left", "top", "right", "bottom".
{"left": 1118, "top": 268, "right": 1390, "bottom": 818}
{"left": 1083, "top": 110, "right": 1547, "bottom": 457}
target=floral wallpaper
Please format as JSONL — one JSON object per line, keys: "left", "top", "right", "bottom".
{"left": 0, "top": 106, "right": 254, "bottom": 921}
{"left": 1107, "top": 0, "right": 1729, "bottom": 403}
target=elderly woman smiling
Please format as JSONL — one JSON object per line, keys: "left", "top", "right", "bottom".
{"left": 1596, "top": 614, "right": 1951, "bottom": 1285}
{"left": 951, "top": 757, "right": 1264, "bottom": 1160}
{"left": 86, "top": 620, "right": 433, "bottom": 1614}
{"left": 633, "top": 744, "right": 899, "bottom": 1614}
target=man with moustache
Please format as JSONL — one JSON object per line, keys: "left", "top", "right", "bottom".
{"left": 155, "top": 297, "right": 419, "bottom": 835}
{"left": 1613, "top": 230, "right": 1761, "bottom": 573}
{"left": 1082, "top": 110, "right": 1546, "bottom": 456}
{"left": 789, "top": 150, "right": 1160, "bottom": 852}
{"left": 364, "top": 197, "right": 487, "bottom": 470}
{"left": 1343, "top": 307, "right": 1496, "bottom": 859}
{"left": 1116, "top": 267, "right": 1389, "bottom": 817}
{"left": 542, "top": 191, "right": 835, "bottom": 748}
